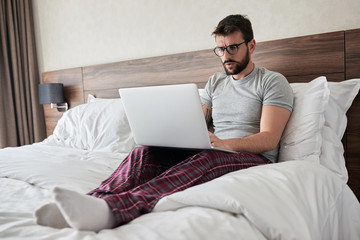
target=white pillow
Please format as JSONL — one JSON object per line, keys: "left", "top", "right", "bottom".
{"left": 87, "top": 94, "right": 96, "bottom": 103}
{"left": 279, "top": 77, "right": 329, "bottom": 162}
{"left": 47, "top": 98, "right": 135, "bottom": 153}
{"left": 320, "top": 79, "right": 360, "bottom": 182}
{"left": 198, "top": 89, "right": 205, "bottom": 97}
{"left": 324, "top": 79, "right": 360, "bottom": 139}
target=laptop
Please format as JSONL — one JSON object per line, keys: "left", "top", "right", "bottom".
{"left": 118, "top": 84, "right": 237, "bottom": 153}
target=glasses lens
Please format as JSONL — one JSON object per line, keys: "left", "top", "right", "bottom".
{"left": 214, "top": 47, "right": 224, "bottom": 57}
{"left": 227, "top": 45, "right": 238, "bottom": 55}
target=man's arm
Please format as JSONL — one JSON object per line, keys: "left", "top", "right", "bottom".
{"left": 202, "top": 104, "right": 212, "bottom": 129}
{"left": 209, "top": 105, "right": 291, "bottom": 153}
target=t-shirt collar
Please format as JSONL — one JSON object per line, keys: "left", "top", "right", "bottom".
{"left": 230, "top": 65, "right": 259, "bottom": 85}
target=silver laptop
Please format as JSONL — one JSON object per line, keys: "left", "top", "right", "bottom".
{"left": 119, "top": 84, "right": 236, "bottom": 153}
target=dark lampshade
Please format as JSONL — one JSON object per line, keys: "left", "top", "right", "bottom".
{"left": 38, "top": 83, "right": 65, "bottom": 104}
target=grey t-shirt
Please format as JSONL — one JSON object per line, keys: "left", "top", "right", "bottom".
{"left": 200, "top": 65, "right": 293, "bottom": 162}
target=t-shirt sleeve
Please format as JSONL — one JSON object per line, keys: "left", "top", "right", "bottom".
{"left": 263, "top": 74, "right": 294, "bottom": 112}
{"left": 200, "top": 76, "right": 213, "bottom": 108}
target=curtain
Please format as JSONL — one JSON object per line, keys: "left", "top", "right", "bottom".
{"left": 0, "top": 0, "right": 46, "bottom": 148}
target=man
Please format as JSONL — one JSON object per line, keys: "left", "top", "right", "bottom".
{"left": 203, "top": 14, "right": 293, "bottom": 163}
{"left": 35, "top": 14, "right": 293, "bottom": 232}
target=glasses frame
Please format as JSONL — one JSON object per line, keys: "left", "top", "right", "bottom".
{"left": 213, "top": 41, "right": 246, "bottom": 57}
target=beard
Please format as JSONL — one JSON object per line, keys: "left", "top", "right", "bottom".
{"left": 223, "top": 48, "right": 250, "bottom": 76}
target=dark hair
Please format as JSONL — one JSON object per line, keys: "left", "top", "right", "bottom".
{"left": 212, "top": 14, "right": 254, "bottom": 43}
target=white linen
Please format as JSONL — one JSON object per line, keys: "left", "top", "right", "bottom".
{"left": 0, "top": 178, "right": 266, "bottom": 240}
{"left": 279, "top": 78, "right": 360, "bottom": 182}
{"left": 45, "top": 98, "right": 135, "bottom": 153}
{"left": 0, "top": 143, "right": 127, "bottom": 193}
{"left": 320, "top": 79, "right": 360, "bottom": 182}
{"left": 279, "top": 77, "right": 329, "bottom": 163}
{"left": 155, "top": 161, "right": 360, "bottom": 240}
{"left": 1, "top": 144, "right": 359, "bottom": 240}
{"left": 325, "top": 79, "right": 360, "bottom": 138}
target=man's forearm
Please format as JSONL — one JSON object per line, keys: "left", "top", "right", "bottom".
{"left": 210, "top": 131, "right": 280, "bottom": 154}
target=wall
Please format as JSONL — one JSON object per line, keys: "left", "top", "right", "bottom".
{"left": 32, "top": 0, "right": 360, "bottom": 75}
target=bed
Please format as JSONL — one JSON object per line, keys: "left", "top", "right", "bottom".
{"left": 0, "top": 29, "right": 360, "bottom": 240}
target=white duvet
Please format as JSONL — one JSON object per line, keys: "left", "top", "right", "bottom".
{"left": 1, "top": 143, "right": 360, "bottom": 240}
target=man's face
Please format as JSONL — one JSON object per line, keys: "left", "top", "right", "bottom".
{"left": 215, "top": 32, "right": 250, "bottom": 76}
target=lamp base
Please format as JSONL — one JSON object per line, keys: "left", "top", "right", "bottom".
{"left": 50, "top": 103, "right": 68, "bottom": 112}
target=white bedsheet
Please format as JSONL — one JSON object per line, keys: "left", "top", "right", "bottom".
{"left": 0, "top": 143, "right": 126, "bottom": 193}
{"left": 0, "top": 143, "right": 359, "bottom": 240}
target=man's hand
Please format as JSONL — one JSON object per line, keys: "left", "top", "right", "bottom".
{"left": 208, "top": 131, "right": 228, "bottom": 149}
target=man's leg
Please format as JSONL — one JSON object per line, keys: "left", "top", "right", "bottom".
{"left": 37, "top": 150, "right": 268, "bottom": 231}
{"left": 88, "top": 146, "right": 199, "bottom": 197}
{"left": 102, "top": 150, "right": 270, "bottom": 226}
{"left": 35, "top": 146, "right": 198, "bottom": 231}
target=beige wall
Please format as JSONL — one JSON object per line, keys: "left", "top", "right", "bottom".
{"left": 32, "top": 0, "right": 360, "bottom": 75}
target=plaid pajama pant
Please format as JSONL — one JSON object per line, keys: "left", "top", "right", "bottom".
{"left": 88, "top": 146, "right": 270, "bottom": 227}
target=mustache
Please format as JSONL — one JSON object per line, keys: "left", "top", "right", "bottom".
{"left": 223, "top": 59, "right": 238, "bottom": 64}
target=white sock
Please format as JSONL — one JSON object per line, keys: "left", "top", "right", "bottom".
{"left": 53, "top": 187, "right": 115, "bottom": 232}
{"left": 35, "top": 202, "right": 70, "bottom": 229}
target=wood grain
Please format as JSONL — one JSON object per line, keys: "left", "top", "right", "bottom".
{"left": 346, "top": 29, "right": 360, "bottom": 79}
{"left": 252, "top": 31, "right": 344, "bottom": 78}
{"left": 286, "top": 73, "right": 345, "bottom": 83}
{"left": 83, "top": 50, "right": 223, "bottom": 92}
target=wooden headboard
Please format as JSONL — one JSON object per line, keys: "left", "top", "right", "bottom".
{"left": 42, "top": 28, "right": 360, "bottom": 200}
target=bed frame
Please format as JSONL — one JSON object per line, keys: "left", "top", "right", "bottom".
{"left": 42, "top": 28, "right": 360, "bottom": 201}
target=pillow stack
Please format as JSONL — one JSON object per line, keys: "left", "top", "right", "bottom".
{"left": 279, "top": 77, "right": 360, "bottom": 182}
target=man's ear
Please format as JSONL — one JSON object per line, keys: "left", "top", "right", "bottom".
{"left": 248, "top": 39, "right": 256, "bottom": 54}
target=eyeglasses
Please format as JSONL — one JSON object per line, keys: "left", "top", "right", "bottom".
{"left": 213, "top": 41, "right": 246, "bottom": 57}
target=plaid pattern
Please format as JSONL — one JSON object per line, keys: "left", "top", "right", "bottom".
{"left": 88, "top": 146, "right": 270, "bottom": 227}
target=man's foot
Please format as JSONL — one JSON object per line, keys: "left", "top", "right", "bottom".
{"left": 52, "top": 187, "right": 115, "bottom": 232}
{"left": 35, "top": 187, "right": 115, "bottom": 232}
{"left": 35, "top": 202, "right": 70, "bottom": 229}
